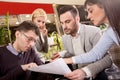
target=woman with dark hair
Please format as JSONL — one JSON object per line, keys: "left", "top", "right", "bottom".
{"left": 63, "top": 0, "right": 120, "bottom": 79}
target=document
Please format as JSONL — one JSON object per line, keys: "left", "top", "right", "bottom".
{"left": 28, "top": 58, "right": 71, "bottom": 75}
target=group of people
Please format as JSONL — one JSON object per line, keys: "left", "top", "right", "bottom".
{"left": 52, "top": 4, "right": 111, "bottom": 80}
{"left": 0, "top": 0, "right": 120, "bottom": 80}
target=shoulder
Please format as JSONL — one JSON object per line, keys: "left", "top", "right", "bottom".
{"left": 0, "top": 46, "right": 9, "bottom": 56}
{"left": 80, "top": 24, "right": 101, "bottom": 35}
{"left": 83, "top": 24, "right": 100, "bottom": 31}
{"left": 104, "top": 27, "right": 118, "bottom": 43}
{"left": 106, "top": 27, "right": 113, "bottom": 33}
{"left": 0, "top": 46, "right": 7, "bottom": 51}
{"left": 104, "top": 27, "right": 114, "bottom": 36}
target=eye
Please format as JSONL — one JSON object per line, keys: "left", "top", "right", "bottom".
{"left": 37, "top": 20, "right": 45, "bottom": 24}
{"left": 42, "top": 21, "right": 45, "bottom": 24}
{"left": 89, "top": 10, "right": 93, "bottom": 13}
{"left": 88, "top": 8, "right": 93, "bottom": 14}
{"left": 60, "top": 22, "right": 63, "bottom": 25}
{"left": 65, "top": 20, "right": 70, "bottom": 23}
{"left": 37, "top": 20, "right": 41, "bottom": 22}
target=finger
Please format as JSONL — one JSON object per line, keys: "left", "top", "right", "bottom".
{"left": 51, "top": 53, "right": 60, "bottom": 60}
{"left": 69, "top": 74, "right": 79, "bottom": 80}
{"left": 64, "top": 72, "right": 81, "bottom": 80}
{"left": 28, "top": 63, "right": 37, "bottom": 68}
{"left": 53, "top": 54, "right": 60, "bottom": 58}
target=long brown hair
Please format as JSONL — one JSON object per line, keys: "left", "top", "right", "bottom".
{"left": 85, "top": 0, "right": 120, "bottom": 44}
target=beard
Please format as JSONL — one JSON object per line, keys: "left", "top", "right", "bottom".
{"left": 63, "top": 20, "right": 78, "bottom": 35}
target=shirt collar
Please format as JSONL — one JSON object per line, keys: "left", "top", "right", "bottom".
{"left": 6, "top": 43, "right": 23, "bottom": 56}
{"left": 77, "top": 23, "right": 81, "bottom": 34}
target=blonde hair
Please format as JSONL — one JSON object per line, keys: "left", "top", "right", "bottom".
{"left": 31, "top": 8, "right": 47, "bottom": 21}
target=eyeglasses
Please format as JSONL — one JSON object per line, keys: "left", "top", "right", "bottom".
{"left": 22, "top": 32, "right": 36, "bottom": 43}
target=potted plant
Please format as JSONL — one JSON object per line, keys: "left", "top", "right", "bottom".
{"left": 0, "top": 12, "right": 12, "bottom": 46}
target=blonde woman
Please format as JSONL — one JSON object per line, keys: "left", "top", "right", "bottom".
{"left": 31, "top": 8, "right": 48, "bottom": 62}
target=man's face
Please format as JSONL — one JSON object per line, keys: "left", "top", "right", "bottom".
{"left": 60, "top": 11, "right": 79, "bottom": 35}
{"left": 15, "top": 30, "right": 38, "bottom": 52}
{"left": 33, "top": 16, "right": 46, "bottom": 30}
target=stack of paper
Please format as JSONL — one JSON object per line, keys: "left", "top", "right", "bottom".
{"left": 28, "top": 58, "right": 71, "bottom": 75}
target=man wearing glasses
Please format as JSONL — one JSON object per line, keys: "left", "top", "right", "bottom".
{"left": 0, "top": 21, "right": 43, "bottom": 80}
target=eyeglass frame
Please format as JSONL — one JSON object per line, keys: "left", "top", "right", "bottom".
{"left": 21, "top": 32, "right": 37, "bottom": 43}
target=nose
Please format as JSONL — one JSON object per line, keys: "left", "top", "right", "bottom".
{"left": 37, "top": 22, "right": 44, "bottom": 27}
{"left": 86, "top": 13, "right": 90, "bottom": 19}
{"left": 62, "top": 23, "right": 67, "bottom": 29}
{"left": 39, "top": 22, "right": 44, "bottom": 26}
{"left": 29, "top": 41, "right": 36, "bottom": 47}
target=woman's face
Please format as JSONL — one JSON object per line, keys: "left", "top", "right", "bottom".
{"left": 86, "top": 4, "right": 108, "bottom": 26}
{"left": 33, "top": 16, "right": 46, "bottom": 29}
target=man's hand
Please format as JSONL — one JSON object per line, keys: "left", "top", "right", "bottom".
{"left": 51, "top": 52, "right": 60, "bottom": 60}
{"left": 21, "top": 62, "right": 38, "bottom": 71}
{"left": 64, "top": 69, "right": 87, "bottom": 80}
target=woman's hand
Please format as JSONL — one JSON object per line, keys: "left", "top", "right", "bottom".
{"left": 40, "top": 25, "right": 48, "bottom": 37}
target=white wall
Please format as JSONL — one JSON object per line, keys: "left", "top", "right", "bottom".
{"left": 0, "top": 0, "right": 85, "bottom": 5}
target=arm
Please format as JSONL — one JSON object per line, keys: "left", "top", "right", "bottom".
{"left": 64, "top": 28, "right": 115, "bottom": 80}
{"left": 31, "top": 48, "right": 44, "bottom": 65}
{"left": 64, "top": 54, "right": 112, "bottom": 80}
{"left": 35, "top": 26, "right": 48, "bottom": 53}
{"left": 42, "top": 35, "right": 48, "bottom": 53}
{"left": 35, "top": 36, "right": 48, "bottom": 53}
{"left": 0, "top": 66, "right": 25, "bottom": 80}
{"left": 41, "top": 25, "right": 48, "bottom": 52}
{"left": 83, "top": 26, "right": 112, "bottom": 78}
{"left": 83, "top": 54, "right": 112, "bottom": 78}
{"left": 0, "top": 62, "right": 39, "bottom": 80}
{"left": 64, "top": 28, "right": 116, "bottom": 64}
{"left": 73, "top": 28, "right": 115, "bottom": 64}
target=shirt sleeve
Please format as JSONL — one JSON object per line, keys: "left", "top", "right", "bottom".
{"left": 81, "top": 67, "right": 92, "bottom": 77}
{"left": 72, "top": 28, "right": 116, "bottom": 64}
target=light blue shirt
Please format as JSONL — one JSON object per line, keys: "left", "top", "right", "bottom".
{"left": 6, "top": 43, "right": 24, "bottom": 56}
{"left": 73, "top": 27, "right": 119, "bottom": 64}
{"left": 6, "top": 43, "right": 19, "bottom": 56}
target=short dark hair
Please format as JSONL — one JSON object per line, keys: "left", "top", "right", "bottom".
{"left": 58, "top": 5, "right": 79, "bottom": 18}
{"left": 16, "top": 20, "right": 39, "bottom": 36}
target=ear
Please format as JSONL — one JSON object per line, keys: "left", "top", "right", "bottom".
{"left": 15, "top": 31, "right": 20, "bottom": 38}
{"left": 76, "top": 15, "right": 80, "bottom": 22}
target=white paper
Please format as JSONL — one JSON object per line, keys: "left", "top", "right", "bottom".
{"left": 28, "top": 58, "right": 71, "bottom": 75}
